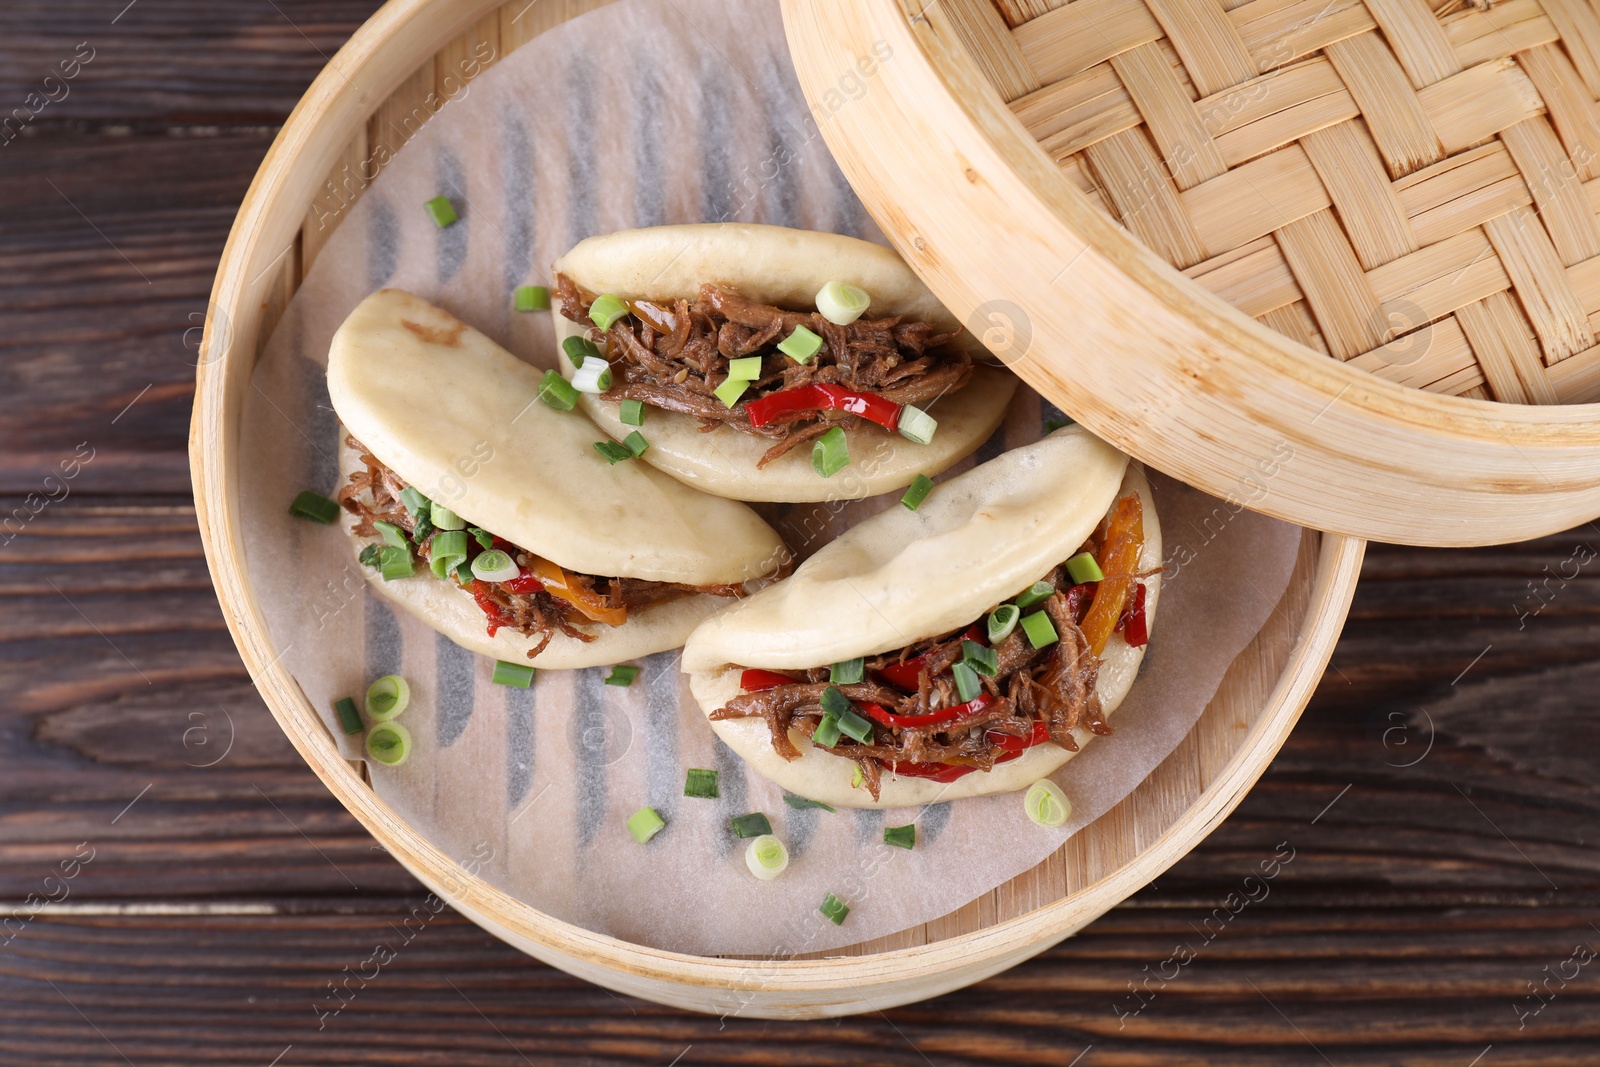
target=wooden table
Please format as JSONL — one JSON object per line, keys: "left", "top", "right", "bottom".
{"left": 3, "top": 3, "right": 1597, "bottom": 1063}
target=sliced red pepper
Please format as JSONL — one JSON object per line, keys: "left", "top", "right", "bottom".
{"left": 1117, "top": 582, "right": 1148, "bottom": 648}
{"left": 874, "top": 625, "right": 988, "bottom": 693}
{"left": 740, "top": 668, "right": 802, "bottom": 692}
{"left": 501, "top": 570, "right": 545, "bottom": 595}
{"left": 745, "top": 383, "right": 901, "bottom": 432}
{"left": 467, "top": 580, "right": 514, "bottom": 638}
{"left": 858, "top": 693, "right": 995, "bottom": 730}
{"left": 884, "top": 721, "right": 1053, "bottom": 781}
{"left": 1064, "top": 583, "right": 1094, "bottom": 624}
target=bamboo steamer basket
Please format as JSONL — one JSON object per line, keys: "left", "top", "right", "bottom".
{"left": 783, "top": 0, "right": 1600, "bottom": 547}
{"left": 189, "top": 0, "right": 1364, "bottom": 1018}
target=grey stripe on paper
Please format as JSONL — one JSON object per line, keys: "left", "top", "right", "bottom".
{"left": 564, "top": 58, "right": 598, "bottom": 247}
{"left": 436, "top": 147, "right": 469, "bottom": 283}
{"left": 499, "top": 112, "right": 536, "bottom": 292}
{"left": 572, "top": 668, "right": 609, "bottom": 847}
{"left": 434, "top": 633, "right": 475, "bottom": 748}
{"left": 506, "top": 684, "right": 535, "bottom": 810}
{"left": 699, "top": 57, "right": 735, "bottom": 223}
{"left": 366, "top": 196, "right": 399, "bottom": 290}
{"left": 364, "top": 598, "right": 402, "bottom": 681}
{"left": 918, "top": 801, "right": 953, "bottom": 846}
{"left": 631, "top": 67, "right": 668, "bottom": 229}
{"left": 712, "top": 736, "right": 748, "bottom": 857}
{"left": 641, "top": 651, "right": 680, "bottom": 815}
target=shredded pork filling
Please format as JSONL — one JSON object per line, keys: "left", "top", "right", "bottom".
{"left": 556, "top": 276, "right": 974, "bottom": 466}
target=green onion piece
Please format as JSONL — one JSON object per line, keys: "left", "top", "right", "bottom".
{"left": 410, "top": 510, "right": 434, "bottom": 545}
{"left": 898, "top": 404, "right": 938, "bottom": 445}
{"left": 727, "top": 355, "right": 763, "bottom": 380}
{"left": 783, "top": 794, "right": 836, "bottom": 812}
{"left": 627, "top": 806, "right": 665, "bottom": 844}
{"left": 289, "top": 490, "right": 339, "bottom": 525}
{"left": 778, "top": 324, "right": 824, "bottom": 364}
{"left": 374, "top": 520, "right": 408, "bottom": 548}
{"left": 428, "top": 553, "right": 451, "bottom": 579}
{"left": 836, "top": 706, "right": 873, "bottom": 744}
{"left": 1021, "top": 611, "right": 1060, "bottom": 650}
{"left": 491, "top": 660, "right": 535, "bottom": 688}
{"left": 830, "top": 657, "right": 865, "bottom": 685}
{"left": 901, "top": 474, "right": 935, "bottom": 510}
{"left": 812, "top": 426, "right": 850, "bottom": 478}
{"left": 962, "top": 639, "right": 999, "bottom": 677}
{"left": 365, "top": 722, "right": 412, "bottom": 766}
{"left": 714, "top": 376, "right": 750, "bottom": 408}
{"left": 539, "top": 369, "right": 579, "bottom": 411}
{"left": 572, "top": 355, "right": 613, "bottom": 394}
{"left": 883, "top": 824, "right": 916, "bottom": 850}
{"left": 1066, "top": 551, "right": 1105, "bottom": 584}
{"left": 562, "top": 334, "right": 600, "bottom": 368}
{"left": 589, "top": 294, "right": 629, "bottom": 330}
{"left": 987, "top": 603, "right": 1020, "bottom": 643}
{"left": 594, "top": 440, "right": 633, "bottom": 464}
{"left": 1024, "top": 779, "right": 1073, "bottom": 827}
{"left": 1015, "top": 581, "right": 1055, "bottom": 609}
{"left": 619, "top": 398, "right": 645, "bottom": 426}
{"left": 378, "top": 544, "right": 414, "bottom": 581}
{"left": 604, "top": 664, "right": 639, "bottom": 687}
{"left": 623, "top": 430, "right": 650, "bottom": 458}
{"left": 819, "top": 893, "right": 850, "bottom": 925}
{"left": 365, "top": 674, "right": 410, "bottom": 720}
{"left": 423, "top": 196, "right": 458, "bottom": 228}
{"left": 334, "top": 697, "right": 363, "bottom": 736}
{"left": 745, "top": 835, "right": 789, "bottom": 880}
{"left": 358, "top": 544, "right": 383, "bottom": 569}
{"left": 813, "top": 709, "right": 843, "bottom": 748}
{"left": 684, "top": 768, "right": 719, "bottom": 799}
{"left": 816, "top": 280, "right": 870, "bottom": 325}
{"left": 399, "top": 486, "right": 432, "bottom": 520}
{"left": 431, "top": 502, "right": 465, "bottom": 531}
{"left": 951, "top": 661, "right": 982, "bottom": 702}
{"left": 851, "top": 764, "right": 864, "bottom": 789}
{"left": 455, "top": 558, "right": 473, "bottom": 585}
{"left": 468, "top": 526, "right": 494, "bottom": 550}
{"left": 514, "top": 285, "right": 551, "bottom": 312}
{"left": 820, "top": 686, "right": 852, "bottom": 719}
{"left": 730, "top": 812, "right": 773, "bottom": 839}
{"left": 431, "top": 529, "right": 468, "bottom": 567}
{"left": 470, "top": 549, "right": 518, "bottom": 582}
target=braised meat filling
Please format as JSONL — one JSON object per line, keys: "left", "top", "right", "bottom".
{"left": 338, "top": 436, "right": 744, "bottom": 658}
{"left": 555, "top": 276, "right": 974, "bottom": 467}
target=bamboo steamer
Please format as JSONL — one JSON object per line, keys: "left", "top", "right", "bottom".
{"left": 189, "top": 0, "right": 1364, "bottom": 1017}
{"left": 782, "top": 0, "right": 1600, "bottom": 547}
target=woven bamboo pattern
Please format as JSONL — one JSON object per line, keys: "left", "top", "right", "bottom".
{"left": 950, "top": 0, "right": 1600, "bottom": 404}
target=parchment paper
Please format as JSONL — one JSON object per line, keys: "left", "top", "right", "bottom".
{"left": 237, "top": 0, "right": 1303, "bottom": 955}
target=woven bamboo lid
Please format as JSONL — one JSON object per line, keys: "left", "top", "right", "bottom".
{"left": 783, "top": 0, "right": 1600, "bottom": 545}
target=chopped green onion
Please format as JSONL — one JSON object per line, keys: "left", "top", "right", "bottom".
{"left": 455, "top": 558, "right": 473, "bottom": 585}
{"left": 378, "top": 544, "right": 414, "bottom": 581}
{"left": 430, "top": 530, "right": 468, "bottom": 577}
{"left": 619, "top": 398, "right": 645, "bottom": 426}
{"left": 589, "top": 293, "right": 629, "bottom": 330}
{"left": 898, "top": 404, "right": 938, "bottom": 445}
{"left": 1015, "top": 581, "right": 1055, "bottom": 609}
{"left": 820, "top": 686, "right": 852, "bottom": 719}
{"left": 358, "top": 544, "right": 383, "bottom": 569}
{"left": 431, "top": 502, "right": 465, "bottom": 530}
{"left": 684, "top": 768, "right": 719, "bottom": 798}
{"left": 627, "top": 806, "right": 665, "bottom": 844}
{"left": 962, "top": 639, "right": 999, "bottom": 677}
{"left": 428, "top": 553, "right": 451, "bottom": 579}
{"left": 714, "top": 376, "right": 750, "bottom": 408}
{"left": 1024, "top": 779, "right": 1072, "bottom": 827}
{"left": 334, "top": 697, "right": 363, "bottom": 736}
{"left": 830, "top": 658, "right": 864, "bottom": 685}
{"left": 816, "top": 280, "right": 869, "bottom": 325}
{"left": 745, "top": 835, "right": 789, "bottom": 879}
{"left": 594, "top": 439, "right": 633, "bottom": 464}
{"left": 539, "top": 369, "right": 579, "bottom": 410}
{"left": 491, "top": 660, "right": 535, "bottom": 688}
{"left": 604, "top": 664, "right": 639, "bottom": 686}
{"left": 883, "top": 824, "right": 916, "bottom": 850}
{"left": 1021, "top": 611, "right": 1059, "bottom": 650}
{"left": 365, "top": 675, "right": 410, "bottom": 720}
{"left": 778, "top": 324, "right": 824, "bottom": 364}
{"left": 727, "top": 355, "right": 763, "bottom": 380}
{"left": 623, "top": 430, "right": 649, "bottom": 458}
{"left": 471, "top": 549, "right": 519, "bottom": 582}
{"left": 399, "top": 486, "right": 432, "bottom": 520}
{"left": 901, "top": 474, "right": 934, "bottom": 510}
{"left": 374, "top": 520, "right": 408, "bottom": 548}
{"left": 289, "top": 490, "right": 339, "bottom": 524}
{"left": 951, "top": 661, "right": 982, "bottom": 702}
{"left": 730, "top": 812, "right": 773, "bottom": 839}
{"left": 783, "top": 795, "right": 836, "bottom": 812}
{"left": 819, "top": 893, "right": 850, "bottom": 925}
{"left": 514, "top": 285, "right": 550, "bottom": 312}
{"left": 572, "top": 355, "right": 613, "bottom": 394}
{"left": 365, "top": 722, "right": 412, "bottom": 766}
{"left": 468, "top": 526, "right": 495, "bottom": 550}
{"left": 1066, "top": 551, "right": 1105, "bottom": 584}
{"left": 987, "top": 604, "right": 1020, "bottom": 643}
{"left": 812, "top": 426, "right": 850, "bottom": 478}
{"left": 851, "top": 764, "right": 864, "bottom": 789}
{"left": 423, "top": 196, "right": 457, "bottom": 228}
{"left": 813, "top": 709, "right": 843, "bottom": 748}
{"left": 836, "top": 706, "right": 873, "bottom": 744}
{"left": 562, "top": 334, "right": 600, "bottom": 368}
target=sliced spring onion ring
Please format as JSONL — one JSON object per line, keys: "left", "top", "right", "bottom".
{"left": 898, "top": 404, "right": 938, "bottom": 445}
{"left": 816, "top": 280, "right": 869, "bottom": 325}
{"left": 623, "top": 430, "right": 649, "bottom": 458}
{"left": 813, "top": 710, "right": 843, "bottom": 748}
{"left": 364, "top": 675, "right": 410, "bottom": 720}
{"left": 783, "top": 795, "right": 836, "bottom": 812}
{"left": 358, "top": 544, "right": 383, "bottom": 569}
{"left": 619, "top": 398, "right": 645, "bottom": 426}
{"left": 819, "top": 893, "right": 850, "bottom": 925}
{"left": 714, "top": 376, "right": 750, "bottom": 408}
{"left": 374, "top": 520, "right": 408, "bottom": 548}
{"left": 471, "top": 549, "right": 519, "bottom": 582}
{"left": 836, "top": 707, "right": 873, "bottom": 744}
{"left": 538, "top": 369, "right": 578, "bottom": 410}
{"left": 594, "top": 440, "right": 633, "bottom": 464}
{"left": 1015, "top": 581, "right": 1055, "bottom": 609}
{"left": 468, "top": 526, "right": 494, "bottom": 550}
{"left": 987, "top": 604, "right": 1021, "bottom": 643}
{"left": 562, "top": 335, "right": 600, "bottom": 368}
{"left": 604, "top": 664, "right": 639, "bottom": 686}
{"left": 778, "top": 324, "right": 824, "bottom": 364}
{"left": 399, "top": 486, "right": 431, "bottom": 519}
{"left": 334, "top": 697, "right": 363, "bottom": 736}
{"left": 423, "top": 196, "right": 457, "bottom": 228}
{"left": 514, "top": 285, "right": 550, "bottom": 312}
{"left": 883, "top": 824, "right": 916, "bottom": 850}
{"left": 365, "top": 722, "right": 412, "bottom": 766}
{"left": 730, "top": 813, "right": 773, "bottom": 839}
{"left": 572, "top": 355, "right": 613, "bottom": 394}
{"left": 1025, "top": 780, "right": 1073, "bottom": 827}
{"left": 289, "top": 490, "right": 339, "bottom": 524}
{"left": 1066, "top": 551, "right": 1105, "bottom": 584}
{"left": 430, "top": 502, "right": 465, "bottom": 531}
{"left": 491, "top": 660, "right": 535, "bottom": 688}
{"left": 684, "top": 768, "right": 719, "bottom": 799}
{"left": 1020, "top": 610, "right": 1059, "bottom": 650}
{"left": 589, "top": 293, "right": 629, "bottom": 330}
{"left": 727, "top": 355, "right": 763, "bottom": 380}
{"left": 430, "top": 530, "right": 468, "bottom": 573}
{"left": 829, "top": 658, "right": 865, "bottom": 685}
{"left": 745, "top": 835, "right": 789, "bottom": 880}
{"left": 901, "top": 474, "right": 934, "bottom": 510}
{"left": 951, "top": 661, "right": 982, "bottom": 702}
{"left": 962, "top": 639, "right": 999, "bottom": 677}
{"left": 812, "top": 426, "right": 850, "bottom": 478}
{"left": 820, "top": 686, "right": 852, "bottom": 718}
{"left": 627, "top": 806, "right": 665, "bottom": 844}
{"left": 378, "top": 545, "right": 414, "bottom": 581}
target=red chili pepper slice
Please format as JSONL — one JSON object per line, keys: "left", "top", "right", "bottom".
{"left": 883, "top": 720, "right": 1051, "bottom": 781}
{"left": 1065, "top": 583, "right": 1094, "bottom": 624}
{"left": 745, "top": 383, "right": 901, "bottom": 432}
{"left": 1117, "top": 582, "right": 1149, "bottom": 647}
{"left": 858, "top": 693, "right": 995, "bottom": 730}
{"left": 467, "top": 580, "right": 514, "bottom": 638}
{"left": 874, "top": 625, "right": 988, "bottom": 693}
{"left": 501, "top": 571, "right": 545, "bottom": 595}
{"left": 740, "top": 668, "right": 802, "bottom": 692}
